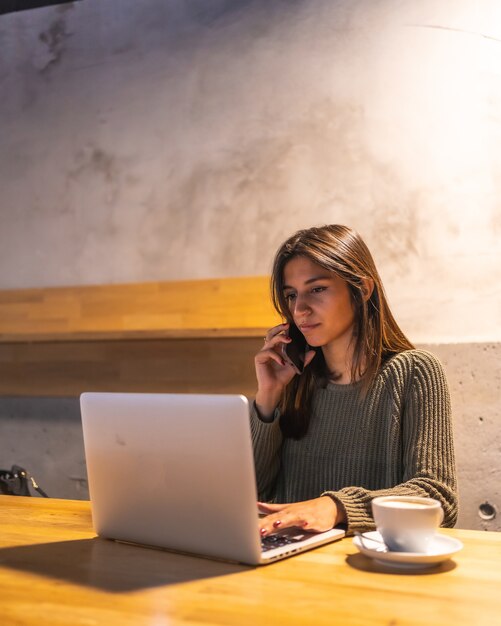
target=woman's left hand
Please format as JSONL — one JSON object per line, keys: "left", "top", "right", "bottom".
{"left": 258, "top": 496, "right": 345, "bottom": 536}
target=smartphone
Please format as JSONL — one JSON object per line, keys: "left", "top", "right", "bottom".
{"left": 283, "top": 323, "right": 308, "bottom": 375}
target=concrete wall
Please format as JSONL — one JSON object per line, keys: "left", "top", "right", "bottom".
{"left": 0, "top": 0, "right": 500, "bottom": 528}
{"left": 425, "top": 343, "right": 501, "bottom": 530}
{"left": 1, "top": 0, "right": 501, "bottom": 343}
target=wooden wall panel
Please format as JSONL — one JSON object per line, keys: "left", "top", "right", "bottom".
{"left": 0, "top": 338, "right": 263, "bottom": 397}
{"left": 0, "top": 277, "right": 277, "bottom": 396}
{"left": 0, "top": 277, "right": 280, "bottom": 341}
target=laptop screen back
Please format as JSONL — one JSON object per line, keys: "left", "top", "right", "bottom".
{"left": 80, "top": 392, "right": 262, "bottom": 564}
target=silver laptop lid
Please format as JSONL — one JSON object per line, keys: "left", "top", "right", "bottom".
{"left": 80, "top": 392, "right": 262, "bottom": 564}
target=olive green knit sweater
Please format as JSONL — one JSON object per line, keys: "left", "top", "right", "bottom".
{"left": 250, "top": 349, "right": 458, "bottom": 533}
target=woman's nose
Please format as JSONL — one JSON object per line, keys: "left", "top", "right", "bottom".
{"left": 293, "top": 294, "right": 311, "bottom": 316}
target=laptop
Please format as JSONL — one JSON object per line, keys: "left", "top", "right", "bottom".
{"left": 80, "top": 392, "right": 345, "bottom": 565}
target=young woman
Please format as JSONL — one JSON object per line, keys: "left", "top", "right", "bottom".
{"left": 252, "top": 224, "right": 458, "bottom": 537}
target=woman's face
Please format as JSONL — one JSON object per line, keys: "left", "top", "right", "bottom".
{"left": 282, "top": 256, "right": 356, "bottom": 350}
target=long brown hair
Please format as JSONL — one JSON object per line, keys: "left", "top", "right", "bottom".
{"left": 271, "top": 224, "right": 414, "bottom": 439}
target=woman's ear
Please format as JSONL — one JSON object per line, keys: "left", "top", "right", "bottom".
{"left": 361, "top": 278, "right": 375, "bottom": 302}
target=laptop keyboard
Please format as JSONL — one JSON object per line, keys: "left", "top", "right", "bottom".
{"left": 261, "top": 532, "right": 309, "bottom": 552}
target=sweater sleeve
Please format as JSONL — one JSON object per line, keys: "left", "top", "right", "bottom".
{"left": 249, "top": 402, "right": 284, "bottom": 501}
{"left": 322, "top": 351, "right": 458, "bottom": 533}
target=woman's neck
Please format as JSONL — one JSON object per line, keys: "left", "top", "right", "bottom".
{"left": 321, "top": 336, "right": 357, "bottom": 384}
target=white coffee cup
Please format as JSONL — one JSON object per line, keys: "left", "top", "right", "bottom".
{"left": 371, "top": 496, "right": 444, "bottom": 553}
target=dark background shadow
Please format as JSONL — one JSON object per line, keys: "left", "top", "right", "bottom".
{"left": 0, "top": 538, "right": 251, "bottom": 592}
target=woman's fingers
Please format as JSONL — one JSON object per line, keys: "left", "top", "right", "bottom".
{"left": 255, "top": 347, "right": 286, "bottom": 368}
{"left": 256, "top": 324, "right": 291, "bottom": 369}
{"left": 262, "top": 324, "right": 294, "bottom": 358}
{"left": 258, "top": 502, "right": 306, "bottom": 534}
{"left": 262, "top": 327, "right": 316, "bottom": 372}
{"left": 259, "top": 508, "right": 308, "bottom": 536}
{"left": 263, "top": 322, "right": 289, "bottom": 345}
{"left": 258, "top": 498, "right": 338, "bottom": 536}
{"left": 258, "top": 501, "right": 284, "bottom": 514}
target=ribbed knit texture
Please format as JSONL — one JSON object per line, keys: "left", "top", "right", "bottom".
{"left": 250, "top": 349, "right": 458, "bottom": 533}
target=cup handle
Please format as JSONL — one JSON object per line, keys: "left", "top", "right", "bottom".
{"left": 438, "top": 504, "right": 444, "bottom": 526}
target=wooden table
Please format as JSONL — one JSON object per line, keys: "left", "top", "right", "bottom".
{"left": 1, "top": 497, "right": 500, "bottom": 626}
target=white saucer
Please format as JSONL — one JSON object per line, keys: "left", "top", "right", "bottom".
{"left": 353, "top": 531, "right": 463, "bottom": 570}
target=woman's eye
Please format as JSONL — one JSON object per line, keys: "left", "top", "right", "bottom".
{"left": 284, "top": 293, "right": 296, "bottom": 302}
{"left": 312, "top": 286, "right": 326, "bottom": 294}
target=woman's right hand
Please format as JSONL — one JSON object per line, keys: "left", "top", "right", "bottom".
{"left": 254, "top": 323, "right": 315, "bottom": 419}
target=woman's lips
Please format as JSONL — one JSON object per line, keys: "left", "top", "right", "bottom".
{"left": 299, "top": 323, "right": 319, "bottom": 333}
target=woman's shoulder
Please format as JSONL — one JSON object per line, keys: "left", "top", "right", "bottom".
{"left": 379, "top": 349, "right": 447, "bottom": 384}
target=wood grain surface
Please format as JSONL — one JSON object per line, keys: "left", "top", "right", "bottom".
{"left": 0, "top": 496, "right": 500, "bottom": 626}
